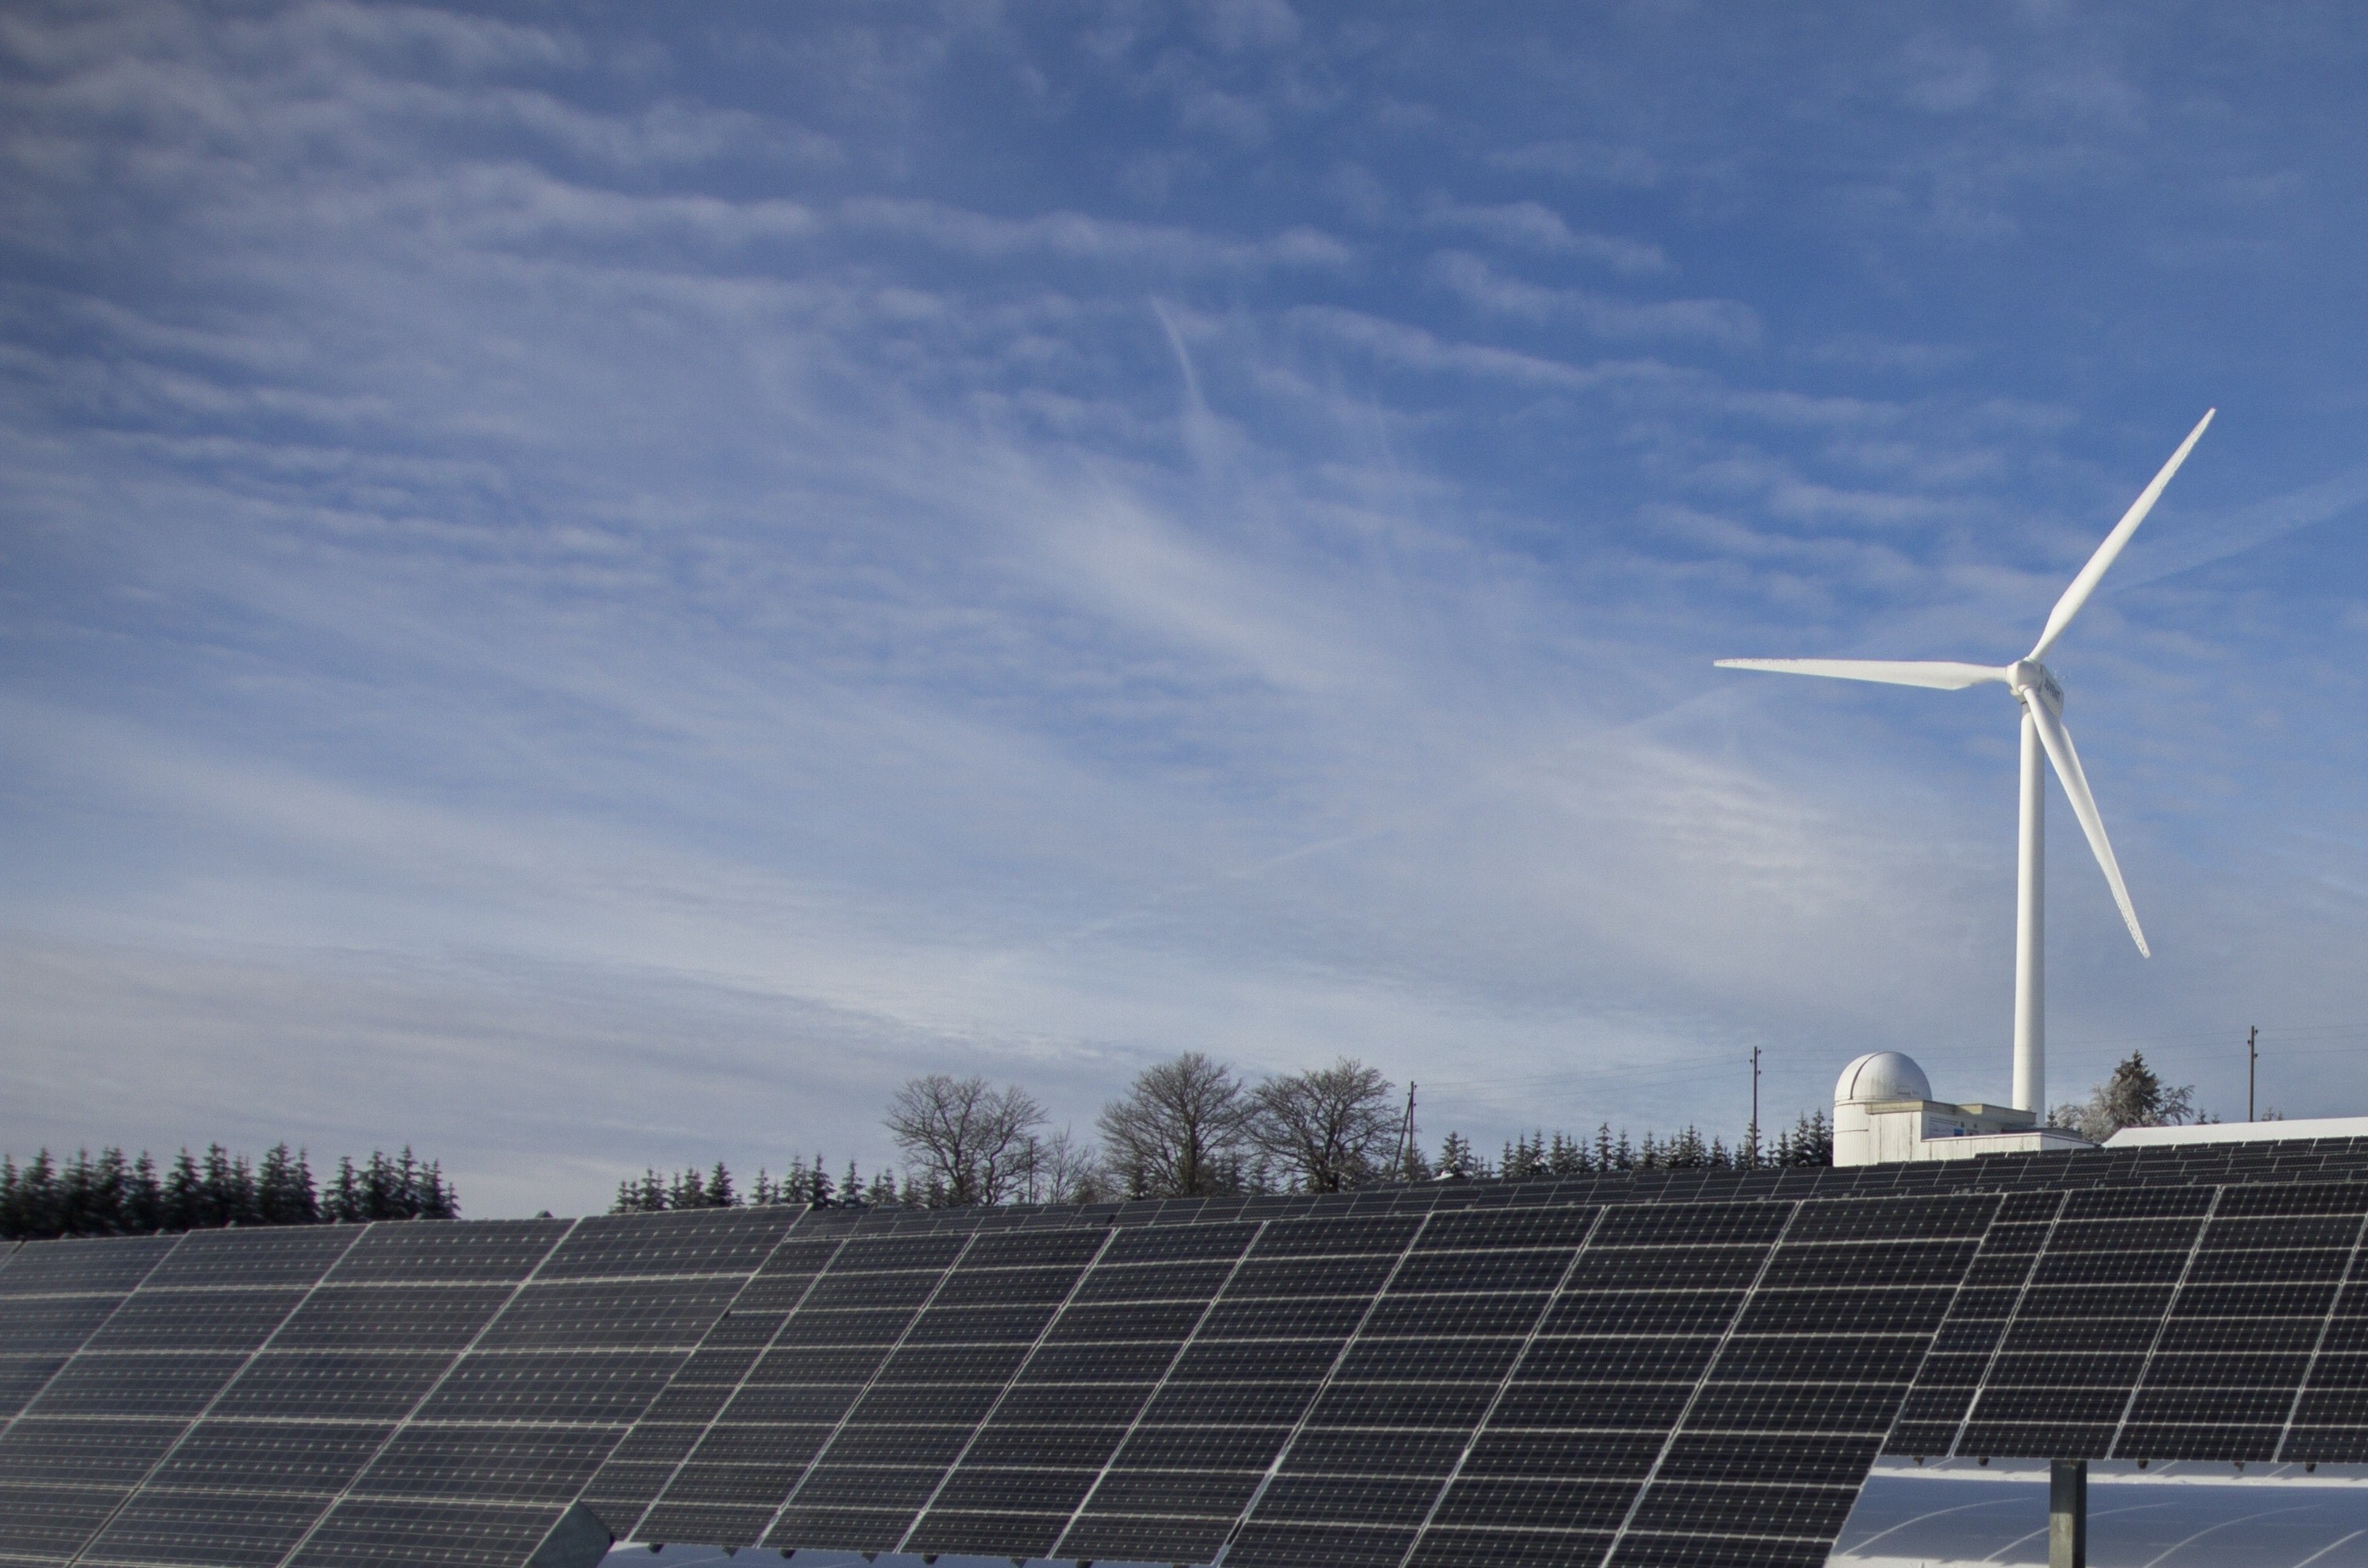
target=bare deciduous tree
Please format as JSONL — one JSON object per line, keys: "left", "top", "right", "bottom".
{"left": 1020, "top": 1126, "right": 1108, "bottom": 1206}
{"left": 884, "top": 1075, "right": 1045, "bottom": 1207}
{"left": 1097, "top": 1052, "right": 1251, "bottom": 1198}
{"left": 1250, "top": 1058, "right": 1398, "bottom": 1193}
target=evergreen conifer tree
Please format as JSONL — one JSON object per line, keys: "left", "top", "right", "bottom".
{"left": 163, "top": 1149, "right": 203, "bottom": 1230}
{"left": 127, "top": 1153, "right": 161, "bottom": 1233}
{"left": 326, "top": 1157, "right": 363, "bottom": 1222}
{"left": 415, "top": 1159, "right": 458, "bottom": 1219}
{"left": 92, "top": 1148, "right": 135, "bottom": 1233}
{"left": 256, "top": 1145, "right": 319, "bottom": 1226}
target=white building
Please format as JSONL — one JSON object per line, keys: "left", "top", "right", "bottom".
{"left": 1832, "top": 1051, "right": 2096, "bottom": 1166}
{"left": 1833, "top": 1051, "right": 2368, "bottom": 1165}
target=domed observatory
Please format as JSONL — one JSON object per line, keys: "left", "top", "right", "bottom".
{"left": 1833, "top": 1050, "right": 2096, "bottom": 1166}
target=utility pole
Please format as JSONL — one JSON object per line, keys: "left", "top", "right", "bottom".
{"left": 1398, "top": 1082, "right": 1418, "bottom": 1179}
{"left": 1750, "top": 1047, "right": 1762, "bottom": 1169}
{"left": 2248, "top": 1025, "right": 2259, "bottom": 1122}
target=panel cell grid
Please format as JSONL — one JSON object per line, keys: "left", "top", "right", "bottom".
{"left": 21, "top": 1153, "right": 2368, "bottom": 1568}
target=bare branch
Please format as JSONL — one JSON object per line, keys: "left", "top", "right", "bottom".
{"left": 1249, "top": 1058, "right": 1397, "bottom": 1193}
{"left": 884, "top": 1074, "right": 1045, "bottom": 1207}
{"left": 1096, "top": 1052, "right": 1251, "bottom": 1198}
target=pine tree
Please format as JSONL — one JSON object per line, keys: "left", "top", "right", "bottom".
{"left": 126, "top": 1152, "right": 162, "bottom": 1233}
{"left": 8, "top": 1151, "right": 58, "bottom": 1238}
{"left": 414, "top": 1159, "right": 458, "bottom": 1219}
{"left": 1773, "top": 1110, "right": 1833, "bottom": 1166}
{"left": 257, "top": 1145, "right": 319, "bottom": 1226}
{"left": 706, "top": 1161, "right": 737, "bottom": 1209}
{"left": 844, "top": 1161, "right": 861, "bottom": 1206}
{"left": 1501, "top": 1132, "right": 1547, "bottom": 1180}
{"left": 365, "top": 1151, "right": 392, "bottom": 1218}
{"left": 163, "top": 1149, "right": 204, "bottom": 1231}
{"left": 56, "top": 1149, "right": 97, "bottom": 1237}
{"left": 326, "top": 1157, "right": 361, "bottom": 1223}
{"left": 394, "top": 1149, "right": 423, "bottom": 1217}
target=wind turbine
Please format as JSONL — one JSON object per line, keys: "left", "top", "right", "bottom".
{"left": 1717, "top": 411, "right": 2214, "bottom": 1116}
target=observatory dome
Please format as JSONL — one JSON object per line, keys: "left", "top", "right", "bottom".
{"left": 1834, "top": 1051, "right": 1932, "bottom": 1106}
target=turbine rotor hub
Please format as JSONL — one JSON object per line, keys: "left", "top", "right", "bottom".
{"left": 2008, "top": 658, "right": 2064, "bottom": 713}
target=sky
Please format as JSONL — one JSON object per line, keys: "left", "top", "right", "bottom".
{"left": 3, "top": 1, "right": 2366, "bottom": 1219}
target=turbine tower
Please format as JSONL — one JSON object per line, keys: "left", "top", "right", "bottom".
{"left": 1717, "top": 411, "right": 2215, "bottom": 1116}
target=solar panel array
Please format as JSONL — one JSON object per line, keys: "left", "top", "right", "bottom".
{"left": 0, "top": 1210, "right": 805, "bottom": 1568}
{"left": 9, "top": 1135, "right": 2368, "bottom": 1568}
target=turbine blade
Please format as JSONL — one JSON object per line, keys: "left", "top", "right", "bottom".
{"left": 2028, "top": 409, "right": 2215, "bottom": 662}
{"left": 2023, "top": 692, "right": 2150, "bottom": 957}
{"left": 1715, "top": 658, "right": 2007, "bottom": 690}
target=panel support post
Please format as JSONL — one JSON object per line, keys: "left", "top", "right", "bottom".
{"left": 2049, "top": 1458, "right": 2087, "bottom": 1568}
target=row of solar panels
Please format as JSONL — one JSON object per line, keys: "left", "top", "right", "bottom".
{"left": 6, "top": 1137, "right": 2368, "bottom": 1568}
{"left": 805, "top": 1133, "right": 2368, "bottom": 1237}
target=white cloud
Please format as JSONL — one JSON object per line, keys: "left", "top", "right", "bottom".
{"left": 1427, "top": 250, "right": 1761, "bottom": 346}
{"left": 1423, "top": 199, "right": 1667, "bottom": 274}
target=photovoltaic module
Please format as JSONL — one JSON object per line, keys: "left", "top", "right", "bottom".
{"left": 9, "top": 1137, "right": 2368, "bottom": 1568}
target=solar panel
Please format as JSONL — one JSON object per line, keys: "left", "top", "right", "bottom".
{"left": 0, "top": 1226, "right": 365, "bottom": 1568}
{"left": 19, "top": 1138, "right": 2368, "bottom": 1568}
{"left": 275, "top": 1208, "right": 804, "bottom": 1568}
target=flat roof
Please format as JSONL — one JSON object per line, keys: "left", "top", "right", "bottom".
{"left": 2107, "top": 1114, "right": 2368, "bottom": 1147}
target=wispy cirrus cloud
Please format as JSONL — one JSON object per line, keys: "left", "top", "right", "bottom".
{"left": 1427, "top": 250, "right": 1762, "bottom": 346}
{"left": 1422, "top": 198, "right": 1666, "bottom": 274}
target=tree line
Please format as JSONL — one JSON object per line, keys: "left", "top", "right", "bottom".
{"left": 611, "top": 1157, "right": 900, "bottom": 1215}
{"left": 886, "top": 1054, "right": 1833, "bottom": 1203}
{"left": 0, "top": 1145, "right": 458, "bottom": 1241}
{"left": 611, "top": 1052, "right": 1835, "bottom": 1215}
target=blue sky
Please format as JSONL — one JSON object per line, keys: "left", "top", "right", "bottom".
{"left": 4, "top": 2, "right": 2366, "bottom": 1217}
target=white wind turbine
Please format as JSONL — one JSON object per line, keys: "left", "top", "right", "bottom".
{"left": 1718, "top": 411, "right": 2214, "bottom": 1116}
